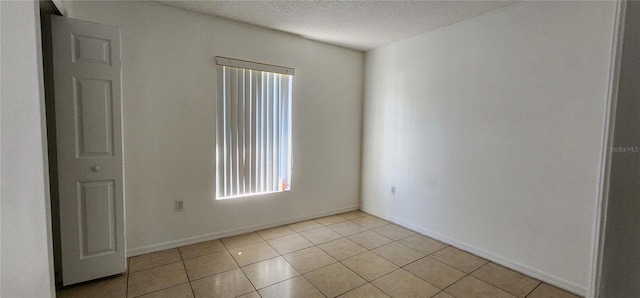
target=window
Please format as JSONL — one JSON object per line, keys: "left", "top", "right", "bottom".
{"left": 215, "top": 57, "right": 294, "bottom": 199}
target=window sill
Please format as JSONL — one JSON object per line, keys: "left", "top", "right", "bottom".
{"left": 216, "top": 189, "right": 291, "bottom": 200}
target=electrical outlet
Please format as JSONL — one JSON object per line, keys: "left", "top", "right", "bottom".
{"left": 175, "top": 200, "right": 184, "bottom": 211}
{"left": 391, "top": 186, "right": 396, "bottom": 195}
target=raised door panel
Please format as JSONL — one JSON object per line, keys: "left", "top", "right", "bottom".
{"left": 79, "top": 180, "right": 116, "bottom": 258}
{"left": 74, "top": 77, "right": 114, "bottom": 158}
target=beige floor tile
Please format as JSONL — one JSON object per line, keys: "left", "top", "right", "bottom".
{"left": 350, "top": 216, "right": 389, "bottom": 229}
{"left": 268, "top": 233, "right": 314, "bottom": 254}
{"left": 138, "top": 283, "right": 193, "bottom": 298}
{"left": 347, "top": 230, "right": 392, "bottom": 250}
{"left": 299, "top": 227, "right": 343, "bottom": 245}
{"left": 258, "top": 276, "right": 325, "bottom": 298}
{"left": 241, "top": 257, "right": 300, "bottom": 289}
{"left": 237, "top": 292, "right": 261, "bottom": 298}
{"left": 471, "top": 263, "right": 540, "bottom": 297}
{"left": 431, "top": 247, "right": 488, "bottom": 273}
{"left": 288, "top": 220, "right": 323, "bottom": 232}
{"left": 317, "top": 238, "right": 368, "bottom": 261}
{"left": 373, "top": 225, "right": 415, "bottom": 241}
{"left": 327, "top": 221, "right": 368, "bottom": 236}
{"left": 220, "top": 232, "right": 264, "bottom": 250}
{"left": 304, "top": 263, "right": 366, "bottom": 298}
{"left": 372, "top": 242, "right": 425, "bottom": 267}
{"left": 190, "top": 268, "right": 254, "bottom": 298}
{"left": 183, "top": 251, "right": 238, "bottom": 280}
{"left": 338, "top": 283, "right": 390, "bottom": 298}
{"left": 432, "top": 291, "right": 456, "bottom": 298}
{"left": 127, "top": 262, "right": 188, "bottom": 297}
{"left": 63, "top": 213, "right": 564, "bottom": 298}
{"left": 404, "top": 257, "right": 466, "bottom": 289}
{"left": 228, "top": 242, "right": 279, "bottom": 266}
{"left": 342, "top": 251, "right": 398, "bottom": 281}
{"left": 129, "top": 249, "right": 182, "bottom": 273}
{"left": 527, "top": 283, "right": 581, "bottom": 298}
{"left": 398, "top": 234, "right": 448, "bottom": 255}
{"left": 179, "top": 240, "right": 226, "bottom": 260}
{"left": 57, "top": 275, "right": 127, "bottom": 298}
{"left": 446, "top": 276, "right": 517, "bottom": 298}
{"left": 372, "top": 269, "right": 440, "bottom": 298}
{"left": 257, "top": 225, "right": 296, "bottom": 240}
{"left": 338, "top": 210, "right": 368, "bottom": 220}
{"left": 315, "top": 215, "right": 347, "bottom": 225}
{"left": 283, "top": 246, "right": 337, "bottom": 273}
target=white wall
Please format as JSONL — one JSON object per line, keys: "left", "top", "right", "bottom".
{"left": 598, "top": 1, "right": 640, "bottom": 297}
{"left": 70, "top": 1, "right": 364, "bottom": 254}
{"left": 0, "top": 1, "right": 55, "bottom": 297}
{"left": 361, "top": 2, "right": 616, "bottom": 295}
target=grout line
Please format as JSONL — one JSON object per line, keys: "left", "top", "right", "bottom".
{"left": 186, "top": 264, "right": 250, "bottom": 284}
{"left": 255, "top": 229, "right": 271, "bottom": 242}
{"left": 363, "top": 267, "right": 404, "bottom": 297}
{"left": 315, "top": 243, "right": 366, "bottom": 262}
{"left": 239, "top": 254, "right": 283, "bottom": 269}
{"left": 303, "top": 260, "right": 339, "bottom": 275}
{"left": 127, "top": 249, "right": 184, "bottom": 274}
{"left": 464, "top": 261, "right": 546, "bottom": 298}
{"left": 229, "top": 246, "right": 258, "bottom": 294}
{"left": 520, "top": 280, "right": 543, "bottom": 298}
{"left": 254, "top": 270, "right": 327, "bottom": 298}
{"left": 176, "top": 247, "right": 197, "bottom": 298}
{"left": 430, "top": 245, "right": 452, "bottom": 255}
{"left": 525, "top": 282, "right": 544, "bottom": 298}
{"left": 384, "top": 251, "right": 424, "bottom": 267}
{"left": 247, "top": 232, "right": 289, "bottom": 292}
{"left": 327, "top": 219, "right": 428, "bottom": 295}
{"left": 403, "top": 255, "right": 460, "bottom": 288}
{"left": 131, "top": 282, "right": 191, "bottom": 298}
{"left": 298, "top": 274, "right": 329, "bottom": 298}
{"left": 128, "top": 260, "right": 184, "bottom": 276}
{"left": 220, "top": 233, "right": 264, "bottom": 251}
{"left": 189, "top": 280, "right": 197, "bottom": 298}
{"left": 468, "top": 262, "right": 525, "bottom": 298}
{"left": 126, "top": 258, "right": 130, "bottom": 298}
{"left": 438, "top": 259, "right": 491, "bottom": 298}
{"left": 276, "top": 236, "right": 330, "bottom": 297}
{"left": 368, "top": 281, "right": 392, "bottom": 297}
{"left": 285, "top": 225, "right": 370, "bottom": 297}
{"left": 130, "top": 262, "right": 191, "bottom": 297}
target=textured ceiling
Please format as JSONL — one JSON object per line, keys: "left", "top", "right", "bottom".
{"left": 157, "top": 1, "right": 515, "bottom": 51}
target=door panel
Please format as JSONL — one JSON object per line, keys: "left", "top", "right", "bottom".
{"left": 72, "top": 34, "right": 112, "bottom": 65}
{"left": 52, "top": 15, "right": 125, "bottom": 285}
{"left": 79, "top": 180, "right": 116, "bottom": 258}
{"left": 74, "top": 77, "right": 114, "bottom": 157}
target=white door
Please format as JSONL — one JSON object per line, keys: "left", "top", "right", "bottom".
{"left": 51, "top": 15, "right": 126, "bottom": 285}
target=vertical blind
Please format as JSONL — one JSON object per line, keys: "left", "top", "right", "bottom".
{"left": 216, "top": 63, "right": 293, "bottom": 199}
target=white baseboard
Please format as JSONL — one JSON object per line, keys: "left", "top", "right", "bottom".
{"left": 127, "top": 205, "right": 360, "bottom": 257}
{"left": 360, "top": 205, "right": 587, "bottom": 297}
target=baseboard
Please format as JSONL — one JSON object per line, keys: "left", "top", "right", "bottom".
{"left": 360, "top": 205, "right": 588, "bottom": 297}
{"left": 127, "top": 205, "right": 360, "bottom": 257}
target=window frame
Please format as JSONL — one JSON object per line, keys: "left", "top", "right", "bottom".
{"left": 215, "top": 57, "right": 294, "bottom": 200}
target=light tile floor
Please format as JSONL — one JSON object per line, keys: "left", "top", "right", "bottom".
{"left": 57, "top": 210, "right": 582, "bottom": 298}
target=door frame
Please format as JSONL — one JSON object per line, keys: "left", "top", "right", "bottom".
{"left": 39, "top": 0, "right": 70, "bottom": 289}
{"left": 589, "top": 1, "right": 627, "bottom": 297}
